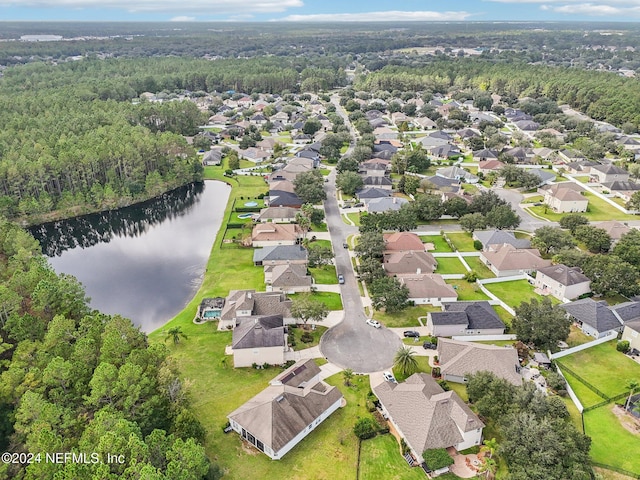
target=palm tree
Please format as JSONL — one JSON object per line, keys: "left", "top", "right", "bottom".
{"left": 394, "top": 346, "right": 418, "bottom": 378}
{"left": 625, "top": 379, "right": 639, "bottom": 411}
{"left": 165, "top": 326, "right": 188, "bottom": 345}
{"left": 478, "top": 457, "right": 497, "bottom": 479}
{"left": 480, "top": 437, "right": 498, "bottom": 459}
{"left": 342, "top": 368, "right": 354, "bottom": 386}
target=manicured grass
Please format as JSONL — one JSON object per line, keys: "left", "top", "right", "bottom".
{"left": 561, "top": 368, "right": 607, "bottom": 408}
{"left": 475, "top": 340, "right": 516, "bottom": 347}
{"left": 513, "top": 231, "right": 532, "bottom": 240}
{"left": 461, "top": 183, "right": 478, "bottom": 194}
{"left": 310, "top": 222, "right": 329, "bottom": 232}
{"left": 603, "top": 293, "right": 630, "bottom": 306}
{"left": 566, "top": 325, "right": 593, "bottom": 348}
{"left": 493, "top": 305, "right": 513, "bottom": 327}
{"left": 575, "top": 176, "right": 590, "bottom": 184}
{"left": 309, "top": 265, "right": 338, "bottom": 284}
{"left": 419, "top": 235, "right": 453, "bottom": 252}
{"left": 403, "top": 335, "right": 434, "bottom": 346}
{"left": 392, "top": 356, "right": 432, "bottom": 383}
{"left": 294, "top": 291, "right": 343, "bottom": 310}
{"left": 359, "top": 434, "right": 425, "bottom": 480}
{"left": 445, "top": 381, "right": 469, "bottom": 403}
{"left": 309, "top": 239, "right": 333, "bottom": 251}
{"left": 318, "top": 168, "right": 331, "bottom": 176}
{"left": 446, "top": 232, "right": 477, "bottom": 252}
{"left": 463, "top": 256, "right": 495, "bottom": 279}
{"left": 585, "top": 405, "right": 640, "bottom": 475}
{"left": 484, "top": 280, "right": 557, "bottom": 309}
{"left": 528, "top": 192, "right": 637, "bottom": 221}
{"left": 446, "top": 279, "right": 490, "bottom": 301}
{"left": 558, "top": 341, "right": 640, "bottom": 398}
{"left": 435, "top": 257, "right": 468, "bottom": 275}
{"left": 346, "top": 212, "right": 361, "bottom": 226}
{"left": 289, "top": 325, "right": 328, "bottom": 351}
{"left": 521, "top": 195, "right": 544, "bottom": 204}
{"left": 373, "top": 305, "right": 438, "bottom": 328}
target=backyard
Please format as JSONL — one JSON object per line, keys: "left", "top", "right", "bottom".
{"left": 446, "top": 232, "right": 477, "bottom": 252}
{"left": 420, "top": 235, "right": 453, "bottom": 252}
{"left": 526, "top": 192, "right": 637, "bottom": 221}
{"left": 446, "top": 279, "right": 490, "bottom": 301}
{"left": 373, "top": 305, "right": 439, "bottom": 328}
{"left": 359, "top": 434, "right": 425, "bottom": 480}
{"left": 483, "top": 279, "right": 555, "bottom": 309}
{"left": 463, "top": 256, "right": 495, "bottom": 279}
{"left": 435, "top": 257, "right": 467, "bottom": 275}
{"left": 289, "top": 291, "right": 343, "bottom": 310}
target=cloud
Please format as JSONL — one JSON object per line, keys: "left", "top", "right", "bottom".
{"left": 278, "top": 10, "right": 473, "bottom": 22}
{"left": 485, "top": 0, "right": 640, "bottom": 16}
{"left": 170, "top": 16, "right": 195, "bottom": 22}
{"left": 0, "top": 0, "right": 303, "bottom": 14}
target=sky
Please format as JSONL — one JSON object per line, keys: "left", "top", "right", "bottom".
{"left": 1, "top": 0, "right": 640, "bottom": 23}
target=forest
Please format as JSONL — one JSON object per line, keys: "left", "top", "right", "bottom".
{"left": 0, "top": 218, "right": 219, "bottom": 479}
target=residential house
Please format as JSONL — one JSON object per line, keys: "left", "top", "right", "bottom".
{"left": 427, "top": 301, "right": 506, "bottom": 337}
{"left": 293, "top": 134, "right": 312, "bottom": 144}
{"left": 621, "top": 319, "right": 640, "bottom": 353}
{"left": 478, "top": 159, "right": 505, "bottom": 175}
{"left": 251, "top": 223, "right": 301, "bottom": 247}
{"left": 269, "top": 170, "right": 299, "bottom": 183}
{"left": 428, "top": 144, "right": 462, "bottom": 160}
{"left": 514, "top": 120, "right": 540, "bottom": 131}
{"left": 356, "top": 187, "right": 392, "bottom": 202}
{"left": 219, "top": 290, "right": 293, "bottom": 329}
{"left": 268, "top": 190, "right": 303, "bottom": 209}
{"left": 258, "top": 206, "right": 300, "bottom": 223}
{"left": 595, "top": 221, "right": 631, "bottom": 245}
{"left": 529, "top": 168, "right": 556, "bottom": 186}
{"left": 397, "top": 274, "right": 458, "bottom": 306}
{"left": 542, "top": 183, "right": 588, "bottom": 213}
{"left": 472, "top": 230, "right": 531, "bottom": 251}
{"left": 362, "top": 176, "right": 393, "bottom": 190}
{"left": 534, "top": 264, "right": 591, "bottom": 301}
{"left": 601, "top": 180, "right": 640, "bottom": 203}
{"left": 617, "top": 136, "right": 640, "bottom": 151}
{"left": 253, "top": 245, "right": 308, "bottom": 267}
{"left": 384, "top": 232, "right": 425, "bottom": 252}
{"left": 367, "top": 196, "right": 409, "bottom": 213}
{"left": 480, "top": 243, "right": 551, "bottom": 277}
{"left": 437, "top": 338, "right": 522, "bottom": 386}
{"left": 202, "top": 149, "right": 222, "bottom": 166}
{"left": 414, "top": 117, "right": 438, "bottom": 130}
{"left": 359, "top": 159, "right": 390, "bottom": 177}
{"left": 565, "top": 160, "right": 597, "bottom": 175}
{"left": 231, "top": 315, "right": 287, "bottom": 367}
{"left": 264, "top": 264, "right": 312, "bottom": 293}
{"left": 561, "top": 298, "right": 623, "bottom": 339}
{"left": 228, "top": 359, "right": 343, "bottom": 459}
{"left": 373, "top": 374, "right": 484, "bottom": 467}
{"left": 473, "top": 149, "right": 500, "bottom": 162}
{"left": 269, "top": 180, "right": 296, "bottom": 194}
{"left": 436, "top": 166, "right": 479, "bottom": 184}
{"left": 590, "top": 164, "right": 630, "bottom": 184}
{"left": 383, "top": 250, "right": 437, "bottom": 276}
{"left": 372, "top": 126, "right": 398, "bottom": 140}
{"left": 422, "top": 175, "right": 461, "bottom": 194}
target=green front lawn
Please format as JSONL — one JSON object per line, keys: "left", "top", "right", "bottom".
{"left": 484, "top": 280, "right": 555, "bottom": 309}
{"left": 435, "top": 257, "right": 468, "bottom": 275}
{"left": 446, "top": 279, "right": 490, "bottom": 301}
{"left": 309, "top": 239, "right": 333, "bottom": 251}
{"left": 584, "top": 405, "right": 640, "bottom": 476}
{"left": 309, "top": 265, "right": 337, "bottom": 284}
{"left": 446, "top": 232, "right": 477, "bottom": 252}
{"left": 290, "top": 325, "right": 328, "bottom": 351}
{"left": 360, "top": 434, "right": 425, "bottom": 480}
{"left": 311, "top": 222, "right": 329, "bottom": 232}
{"left": 392, "top": 356, "right": 432, "bottom": 383}
{"left": 420, "top": 235, "right": 453, "bottom": 252}
{"left": 291, "top": 291, "right": 343, "bottom": 310}
{"left": 527, "top": 192, "right": 637, "bottom": 221}
{"left": 373, "top": 305, "right": 438, "bottom": 328}
{"left": 346, "top": 212, "right": 361, "bottom": 226}
{"left": 463, "top": 256, "right": 495, "bottom": 279}
{"left": 558, "top": 341, "right": 640, "bottom": 398}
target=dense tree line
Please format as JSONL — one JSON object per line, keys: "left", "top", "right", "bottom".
{"left": 356, "top": 59, "right": 640, "bottom": 129}
{"left": 0, "top": 219, "right": 217, "bottom": 479}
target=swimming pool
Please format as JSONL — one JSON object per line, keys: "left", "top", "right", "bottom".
{"left": 238, "top": 213, "right": 254, "bottom": 219}
{"left": 244, "top": 201, "right": 258, "bottom": 207}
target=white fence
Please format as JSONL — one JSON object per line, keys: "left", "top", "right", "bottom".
{"left": 549, "top": 331, "right": 617, "bottom": 360}
{"left": 554, "top": 364, "right": 584, "bottom": 413}
{"left": 451, "top": 334, "right": 517, "bottom": 342}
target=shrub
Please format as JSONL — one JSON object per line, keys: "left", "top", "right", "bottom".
{"left": 437, "top": 380, "right": 450, "bottom": 391}
{"left": 353, "top": 417, "right": 377, "bottom": 440}
{"left": 546, "top": 371, "right": 566, "bottom": 392}
{"left": 301, "top": 331, "right": 314, "bottom": 343}
{"left": 464, "top": 270, "right": 478, "bottom": 282}
{"left": 262, "top": 362, "right": 270, "bottom": 369}
{"left": 617, "top": 340, "right": 630, "bottom": 353}
{"left": 473, "top": 239, "right": 483, "bottom": 250}
{"left": 423, "top": 448, "right": 454, "bottom": 470}
{"left": 431, "top": 366, "right": 441, "bottom": 378}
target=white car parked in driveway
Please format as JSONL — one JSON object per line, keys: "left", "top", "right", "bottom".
{"left": 366, "top": 319, "right": 381, "bottom": 328}
{"left": 383, "top": 371, "right": 397, "bottom": 383}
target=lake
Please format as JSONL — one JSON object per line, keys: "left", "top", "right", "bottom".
{"left": 29, "top": 180, "right": 231, "bottom": 333}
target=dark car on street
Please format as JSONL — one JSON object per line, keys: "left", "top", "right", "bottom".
{"left": 423, "top": 342, "right": 437, "bottom": 350}
{"left": 403, "top": 330, "right": 420, "bottom": 338}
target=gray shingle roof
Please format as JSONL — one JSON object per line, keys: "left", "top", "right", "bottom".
{"left": 356, "top": 187, "right": 392, "bottom": 199}
{"left": 367, "top": 197, "right": 408, "bottom": 213}
{"left": 438, "top": 301, "right": 506, "bottom": 330}
{"left": 474, "top": 230, "right": 531, "bottom": 249}
{"left": 560, "top": 298, "right": 622, "bottom": 333}
{"left": 232, "top": 315, "right": 285, "bottom": 349}
{"left": 610, "top": 301, "right": 640, "bottom": 323}
{"left": 537, "top": 264, "right": 590, "bottom": 287}
{"left": 253, "top": 245, "right": 308, "bottom": 264}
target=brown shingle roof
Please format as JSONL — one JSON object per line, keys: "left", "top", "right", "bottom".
{"left": 373, "top": 373, "right": 483, "bottom": 454}
{"left": 252, "top": 223, "right": 301, "bottom": 243}
{"left": 397, "top": 274, "right": 457, "bottom": 300}
{"left": 480, "top": 244, "right": 551, "bottom": 272}
{"left": 383, "top": 232, "right": 425, "bottom": 252}
{"left": 232, "top": 315, "right": 285, "bottom": 349}
{"left": 438, "top": 338, "right": 522, "bottom": 386}
{"left": 383, "top": 250, "right": 437, "bottom": 275}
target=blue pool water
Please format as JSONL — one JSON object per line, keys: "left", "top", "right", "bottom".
{"left": 244, "top": 201, "right": 258, "bottom": 207}
{"left": 238, "top": 213, "right": 254, "bottom": 219}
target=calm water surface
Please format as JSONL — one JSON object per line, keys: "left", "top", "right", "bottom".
{"left": 30, "top": 181, "right": 230, "bottom": 333}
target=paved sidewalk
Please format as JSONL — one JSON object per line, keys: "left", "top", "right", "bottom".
{"left": 284, "top": 346, "right": 322, "bottom": 361}
{"left": 314, "top": 284, "right": 341, "bottom": 293}
{"left": 319, "top": 362, "right": 343, "bottom": 380}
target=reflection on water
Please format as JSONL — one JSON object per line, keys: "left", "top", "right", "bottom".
{"left": 30, "top": 181, "right": 231, "bottom": 333}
